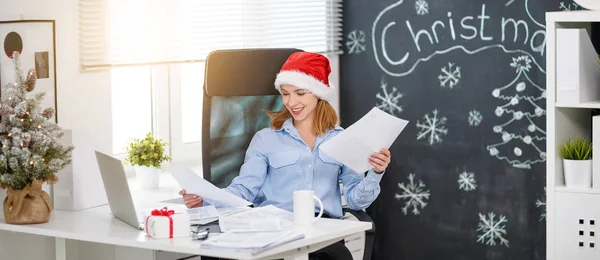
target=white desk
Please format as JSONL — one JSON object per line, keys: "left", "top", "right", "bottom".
{"left": 0, "top": 205, "right": 370, "bottom": 260}
{"left": 0, "top": 171, "right": 371, "bottom": 260}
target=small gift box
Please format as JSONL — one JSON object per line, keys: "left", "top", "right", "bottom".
{"left": 145, "top": 207, "right": 190, "bottom": 239}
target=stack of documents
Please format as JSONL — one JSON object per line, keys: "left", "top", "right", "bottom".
{"left": 200, "top": 205, "right": 303, "bottom": 254}
{"left": 218, "top": 205, "right": 295, "bottom": 232}
{"left": 200, "top": 229, "right": 304, "bottom": 254}
{"left": 187, "top": 205, "right": 250, "bottom": 225}
{"left": 167, "top": 164, "right": 305, "bottom": 253}
{"left": 186, "top": 205, "right": 220, "bottom": 225}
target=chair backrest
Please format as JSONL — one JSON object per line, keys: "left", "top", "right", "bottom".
{"left": 202, "top": 48, "right": 302, "bottom": 188}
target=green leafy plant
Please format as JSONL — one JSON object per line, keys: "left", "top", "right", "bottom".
{"left": 559, "top": 137, "right": 592, "bottom": 160}
{"left": 124, "top": 132, "right": 171, "bottom": 169}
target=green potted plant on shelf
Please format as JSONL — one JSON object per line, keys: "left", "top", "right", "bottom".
{"left": 124, "top": 132, "right": 171, "bottom": 189}
{"left": 560, "top": 137, "right": 593, "bottom": 188}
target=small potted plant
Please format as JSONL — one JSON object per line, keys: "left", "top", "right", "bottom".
{"left": 124, "top": 132, "right": 171, "bottom": 189}
{"left": 560, "top": 137, "right": 593, "bottom": 188}
{"left": 0, "top": 52, "right": 74, "bottom": 224}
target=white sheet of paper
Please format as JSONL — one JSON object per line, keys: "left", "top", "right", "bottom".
{"left": 319, "top": 107, "right": 409, "bottom": 173}
{"left": 186, "top": 205, "right": 220, "bottom": 220}
{"left": 218, "top": 205, "right": 294, "bottom": 232}
{"left": 167, "top": 164, "right": 252, "bottom": 207}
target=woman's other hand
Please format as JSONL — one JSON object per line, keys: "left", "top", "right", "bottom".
{"left": 369, "top": 148, "right": 391, "bottom": 174}
{"left": 179, "top": 189, "right": 203, "bottom": 208}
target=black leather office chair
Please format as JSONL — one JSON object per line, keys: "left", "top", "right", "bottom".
{"left": 201, "top": 49, "right": 375, "bottom": 260}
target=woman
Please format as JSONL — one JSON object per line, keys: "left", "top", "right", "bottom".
{"left": 181, "top": 52, "right": 391, "bottom": 260}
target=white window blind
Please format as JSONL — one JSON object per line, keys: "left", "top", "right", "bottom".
{"left": 78, "top": 0, "right": 343, "bottom": 71}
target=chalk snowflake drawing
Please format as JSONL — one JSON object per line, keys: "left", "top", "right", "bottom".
{"left": 559, "top": 1, "right": 583, "bottom": 11}
{"left": 376, "top": 78, "right": 403, "bottom": 115}
{"left": 536, "top": 187, "right": 546, "bottom": 222}
{"left": 477, "top": 212, "right": 510, "bottom": 247}
{"left": 394, "top": 173, "right": 430, "bottom": 215}
{"left": 458, "top": 171, "right": 477, "bottom": 191}
{"left": 487, "top": 55, "right": 546, "bottom": 169}
{"left": 416, "top": 109, "right": 448, "bottom": 145}
{"left": 468, "top": 110, "right": 483, "bottom": 127}
{"left": 415, "top": 0, "right": 429, "bottom": 15}
{"left": 438, "top": 62, "right": 461, "bottom": 89}
{"left": 346, "top": 30, "right": 366, "bottom": 54}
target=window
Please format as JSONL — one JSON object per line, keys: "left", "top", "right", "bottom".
{"left": 168, "top": 63, "right": 205, "bottom": 164}
{"left": 82, "top": 0, "right": 343, "bottom": 168}
{"left": 180, "top": 63, "right": 204, "bottom": 144}
{"left": 111, "top": 67, "right": 152, "bottom": 155}
{"left": 111, "top": 63, "right": 204, "bottom": 166}
{"left": 79, "top": 1, "right": 343, "bottom": 69}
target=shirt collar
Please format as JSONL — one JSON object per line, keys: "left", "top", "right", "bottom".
{"left": 277, "top": 117, "right": 343, "bottom": 135}
{"left": 281, "top": 118, "right": 295, "bottom": 133}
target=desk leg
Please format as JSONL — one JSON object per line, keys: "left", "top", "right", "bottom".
{"left": 55, "top": 238, "right": 66, "bottom": 260}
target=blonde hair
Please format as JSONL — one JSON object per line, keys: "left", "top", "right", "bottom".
{"left": 267, "top": 100, "right": 338, "bottom": 135}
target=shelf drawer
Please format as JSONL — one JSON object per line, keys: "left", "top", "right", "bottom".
{"left": 556, "top": 192, "right": 600, "bottom": 260}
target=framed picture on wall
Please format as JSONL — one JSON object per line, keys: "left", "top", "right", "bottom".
{"left": 0, "top": 20, "right": 57, "bottom": 123}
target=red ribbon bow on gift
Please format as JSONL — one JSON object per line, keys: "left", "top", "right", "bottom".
{"left": 146, "top": 207, "right": 176, "bottom": 238}
{"left": 151, "top": 207, "right": 175, "bottom": 216}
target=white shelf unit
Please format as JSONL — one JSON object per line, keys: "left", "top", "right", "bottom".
{"left": 547, "top": 10, "right": 600, "bottom": 260}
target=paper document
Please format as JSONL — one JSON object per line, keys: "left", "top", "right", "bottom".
{"left": 320, "top": 107, "right": 409, "bottom": 173}
{"left": 186, "top": 205, "right": 220, "bottom": 225}
{"left": 200, "top": 230, "right": 305, "bottom": 255}
{"left": 217, "top": 206, "right": 252, "bottom": 217}
{"left": 187, "top": 205, "right": 220, "bottom": 220}
{"left": 219, "top": 205, "right": 295, "bottom": 232}
{"left": 167, "top": 164, "right": 252, "bottom": 207}
{"left": 220, "top": 217, "right": 282, "bottom": 233}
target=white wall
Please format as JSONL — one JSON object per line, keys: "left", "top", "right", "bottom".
{"left": 0, "top": 0, "right": 113, "bottom": 258}
{"left": 0, "top": 2, "right": 342, "bottom": 259}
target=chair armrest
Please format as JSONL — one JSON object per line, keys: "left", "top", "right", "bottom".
{"left": 342, "top": 208, "right": 375, "bottom": 233}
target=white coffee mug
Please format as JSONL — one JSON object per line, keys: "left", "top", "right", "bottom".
{"left": 293, "top": 190, "right": 324, "bottom": 226}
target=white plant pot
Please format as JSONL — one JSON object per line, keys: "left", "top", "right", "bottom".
{"left": 135, "top": 166, "right": 161, "bottom": 189}
{"left": 564, "top": 159, "right": 592, "bottom": 188}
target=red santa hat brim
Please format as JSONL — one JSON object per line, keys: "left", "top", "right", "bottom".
{"left": 274, "top": 70, "right": 335, "bottom": 103}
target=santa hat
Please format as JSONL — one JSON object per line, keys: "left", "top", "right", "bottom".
{"left": 274, "top": 52, "right": 335, "bottom": 102}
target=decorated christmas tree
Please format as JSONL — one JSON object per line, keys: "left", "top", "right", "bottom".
{"left": 0, "top": 51, "right": 73, "bottom": 191}
{"left": 486, "top": 55, "right": 546, "bottom": 169}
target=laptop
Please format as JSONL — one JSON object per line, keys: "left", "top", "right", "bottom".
{"left": 95, "top": 151, "right": 146, "bottom": 230}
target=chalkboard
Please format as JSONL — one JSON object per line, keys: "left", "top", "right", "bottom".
{"left": 340, "top": 1, "right": 584, "bottom": 259}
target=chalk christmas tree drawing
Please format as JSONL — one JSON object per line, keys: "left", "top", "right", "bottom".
{"left": 486, "top": 55, "right": 546, "bottom": 169}
{"left": 477, "top": 212, "right": 510, "bottom": 247}
{"left": 394, "top": 173, "right": 430, "bottom": 215}
{"left": 376, "top": 78, "right": 403, "bottom": 115}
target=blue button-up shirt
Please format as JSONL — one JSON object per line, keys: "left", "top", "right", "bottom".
{"left": 220, "top": 118, "right": 384, "bottom": 219}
